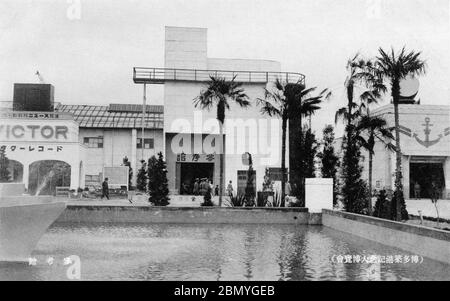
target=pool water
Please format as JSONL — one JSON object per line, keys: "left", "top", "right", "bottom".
{"left": 1, "top": 223, "right": 449, "bottom": 281}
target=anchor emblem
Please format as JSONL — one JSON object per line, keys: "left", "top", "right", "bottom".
{"left": 412, "top": 117, "right": 443, "bottom": 148}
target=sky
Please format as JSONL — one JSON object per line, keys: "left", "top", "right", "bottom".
{"left": 0, "top": 0, "right": 449, "bottom": 135}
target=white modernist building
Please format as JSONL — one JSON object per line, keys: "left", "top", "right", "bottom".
{"left": 134, "top": 26, "right": 305, "bottom": 194}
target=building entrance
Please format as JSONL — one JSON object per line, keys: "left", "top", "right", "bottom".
{"left": 410, "top": 162, "right": 445, "bottom": 199}
{"left": 28, "top": 160, "right": 71, "bottom": 195}
{"left": 179, "top": 162, "right": 214, "bottom": 195}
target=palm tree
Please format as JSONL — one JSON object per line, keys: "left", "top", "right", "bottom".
{"left": 374, "top": 47, "right": 426, "bottom": 220}
{"left": 194, "top": 76, "right": 250, "bottom": 206}
{"left": 354, "top": 113, "right": 395, "bottom": 214}
{"left": 257, "top": 79, "right": 328, "bottom": 206}
{"left": 335, "top": 54, "right": 376, "bottom": 213}
{"left": 335, "top": 54, "right": 372, "bottom": 134}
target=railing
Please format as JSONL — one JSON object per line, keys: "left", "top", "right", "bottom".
{"left": 133, "top": 67, "right": 305, "bottom": 85}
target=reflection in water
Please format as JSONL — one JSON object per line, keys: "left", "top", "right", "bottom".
{"left": 0, "top": 223, "right": 449, "bottom": 281}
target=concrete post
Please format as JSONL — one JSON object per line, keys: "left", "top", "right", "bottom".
{"left": 131, "top": 129, "right": 137, "bottom": 186}
{"left": 403, "top": 155, "right": 410, "bottom": 199}
{"left": 69, "top": 156, "right": 80, "bottom": 191}
{"left": 305, "top": 178, "right": 333, "bottom": 213}
{"left": 444, "top": 158, "right": 450, "bottom": 199}
{"left": 22, "top": 163, "right": 29, "bottom": 191}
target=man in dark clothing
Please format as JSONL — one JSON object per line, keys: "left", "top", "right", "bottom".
{"left": 101, "top": 178, "right": 110, "bottom": 200}
{"left": 214, "top": 185, "right": 219, "bottom": 196}
{"left": 193, "top": 178, "right": 199, "bottom": 195}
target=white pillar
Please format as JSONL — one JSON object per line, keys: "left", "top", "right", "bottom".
{"left": 70, "top": 156, "right": 80, "bottom": 191}
{"left": 305, "top": 178, "right": 333, "bottom": 213}
{"left": 131, "top": 129, "right": 137, "bottom": 186}
{"left": 23, "top": 163, "right": 30, "bottom": 191}
{"left": 402, "top": 155, "right": 410, "bottom": 199}
{"left": 444, "top": 158, "right": 450, "bottom": 199}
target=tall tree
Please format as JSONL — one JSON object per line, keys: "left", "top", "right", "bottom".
{"left": 354, "top": 112, "right": 395, "bottom": 214}
{"left": 335, "top": 54, "right": 370, "bottom": 213}
{"left": 317, "top": 125, "right": 339, "bottom": 205}
{"left": 136, "top": 160, "right": 148, "bottom": 192}
{"left": 244, "top": 154, "right": 255, "bottom": 206}
{"left": 194, "top": 76, "right": 250, "bottom": 206}
{"left": 0, "top": 148, "right": 10, "bottom": 183}
{"left": 374, "top": 47, "right": 426, "bottom": 220}
{"left": 301, "top": 126, "right": 318, "bottom": 179}
{"left": 258, "top": 79, "right": 328, "bottom": 206}
{"left": 148, "top": 152, "right": 170, "bottom": 206}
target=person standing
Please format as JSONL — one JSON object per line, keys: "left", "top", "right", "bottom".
{"left": 226, "top": 180, "right": 234, "bottom": 197}
{"left": 430, "top": 181, "right": 440, "bottom": 203}
{"left": 101, "top": 178, "right": 110, "bottom": 200}
{"left": 214, "top": 185, "right": 219, "bottom": 196}
{"left": 285, "top": 182, "right": 292, "bottom": 196}
{"left": 193, "top": 178, "right": 199, "bottom": 195}
{"left": 414, "top": 182, "right": 421, "bottom": 199}
{"left": 200, "top": 178, "right": 206, "bottom": 196}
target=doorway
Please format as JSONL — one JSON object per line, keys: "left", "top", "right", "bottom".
{"left": 179, "top": 162, "right": 214, "bottom": 194}
{"left": 409, "top": 162, "right": 445, "bottom": 199}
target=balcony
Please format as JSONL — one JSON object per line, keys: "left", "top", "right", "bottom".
{"left": 133, "top": 67, "right": 305, "bottom": 85}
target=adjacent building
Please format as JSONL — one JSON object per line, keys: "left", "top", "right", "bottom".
{"left": 362, "top": 103, "right": 450, "bottom": 199}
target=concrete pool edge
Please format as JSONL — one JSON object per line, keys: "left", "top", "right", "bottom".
{"left": 322, "top": 209, "right": 450, "bottom": 264}
{"left": 56, "top": 205, "right": 321, "bottom": 225}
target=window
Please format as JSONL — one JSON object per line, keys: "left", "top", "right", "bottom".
{"left": 137, "top": 138, "right": 154, "bottom": 149}
{"left": 83, "top": 136, "right": 103, "bottom": 148}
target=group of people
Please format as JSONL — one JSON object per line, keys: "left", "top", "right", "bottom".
{"left": 413, "top": 181, "right": 442, "bottom": 200}
{"left": 182, "top": 178, "right": 220, "bottom": 196}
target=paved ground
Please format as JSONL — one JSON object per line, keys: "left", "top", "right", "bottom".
{"left": 68, "top": 194, "right": 221, "bottom": 207}
{"left": 405, "top": 199, "right": 450, "bottom": 220}
{"left": 67, "top": 195, "right": 450, "bottom": 220}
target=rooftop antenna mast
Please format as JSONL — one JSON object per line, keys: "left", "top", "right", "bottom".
{"left": 35, "top": 70, "right": 45, "bottom": 83}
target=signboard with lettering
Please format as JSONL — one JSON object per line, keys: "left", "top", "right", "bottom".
{"left": 103, "top": 167, "right": 129, "bottom": 190}
{"left": 0, "top": 144, "right": 64, "bottom": 153}
{"left": 0, "top": 112, "right": 72, "bottom": 119}
{"left": 267, "top": 167, "right": 288, "bottom": 182}
{"left": 0, "top": 119, "right": 78, "bottom": 143}
{"left": 237, "top": 170, "right": 256, "bottom": 196}
{"left": 176, "top": 153, "right": 216, "bottom": 163}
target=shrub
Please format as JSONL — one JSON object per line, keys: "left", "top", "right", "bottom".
{"left": 136, "top": 160, "right": 148, "bottom": 192}
{"left": 373, "top": 189, "right": 390, "bottom": 219}
{"left": 0, "top": 147, "right": 10, "bottom": 183}
{"left": 226, "top": 194, "right": 246, "bottom": 207}
{"left": 201, "top": 186, "right": 214, "bottom": 206}
{"left": 391, "top": 189, "right": 409, "bottom": 221}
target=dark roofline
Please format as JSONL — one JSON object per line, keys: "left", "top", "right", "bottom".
{"left": 55, "top": 102, "right": 164, "bottom": 113}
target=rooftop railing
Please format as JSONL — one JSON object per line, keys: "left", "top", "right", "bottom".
{"left": 133, "top": 67, "right": 305, "bottom": 85}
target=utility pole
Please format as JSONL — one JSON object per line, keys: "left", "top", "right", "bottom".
{"left": 141, "top": 83, "right": 147, "bottom": 160}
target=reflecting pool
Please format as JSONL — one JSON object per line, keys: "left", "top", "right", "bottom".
{"left": 1, "top": 223, "right": 449, "bottom": 280}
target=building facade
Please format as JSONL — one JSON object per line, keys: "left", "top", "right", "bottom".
{"left": 55, "top": 103, "right": 164, "bottom": 188}
{"left": 361, "top": 104, "right": 450, "bottom": 199}
{"left": 0, "top": 109, "right": 86, "bottom": 193}
{"left": 134, "top": 26, "right": 305, "bottom": 194}
{"left": 1, "top": 100, "right": 164, "bottom": 193}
